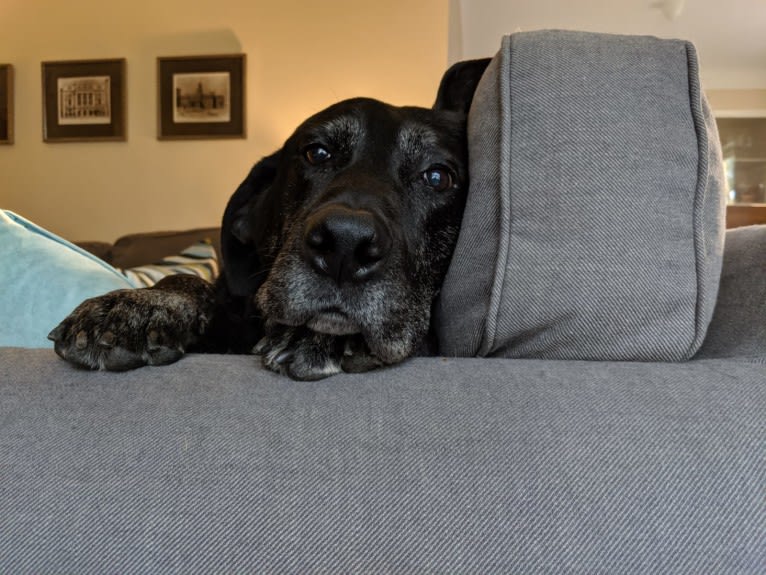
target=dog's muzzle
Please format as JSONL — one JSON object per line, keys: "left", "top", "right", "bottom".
{"left": 302, "top": 204, "right": 392, "bottom": 285}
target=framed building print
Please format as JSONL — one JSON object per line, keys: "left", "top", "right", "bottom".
{"left": 42, "top": 58, "right": 126, "bottom": 142}
{"left": 158, "top": 54, "right": 246, "bottom": 140}
{"left": 0, "top": 64, "right": 13, "bottom": 144}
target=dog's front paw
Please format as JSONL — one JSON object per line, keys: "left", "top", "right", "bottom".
{"left": 254, "top": 324, "right": 347, "bottom": 381}
{"left": 339, "top": 335, "right": 386, "bottom": 374}
{"left": 254, "top": 326, "right": 387, "bottom": 380}
{"left": 48, "top": 277, "right": 214, "bottom": 371}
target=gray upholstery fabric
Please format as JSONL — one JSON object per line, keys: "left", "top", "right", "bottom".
{"left": 697, "top": 225, "right": 766, "bottom": 359}
{"left": 437, "top": 31, "right": 726, "bottom": 361}
{"left": 2, "top": 349, "right": 764, "bottom": 573}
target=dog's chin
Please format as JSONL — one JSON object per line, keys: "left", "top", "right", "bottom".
{"left": 306, "top": 310, "right": 361, "bottom": 336}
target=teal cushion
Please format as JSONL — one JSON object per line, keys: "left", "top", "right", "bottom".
{"left": 0, "top": 210, "right": 133, "bottom": 348}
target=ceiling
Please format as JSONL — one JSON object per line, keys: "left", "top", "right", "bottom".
{"left": 450, "top": 0, "right": 766, "bottom": 89}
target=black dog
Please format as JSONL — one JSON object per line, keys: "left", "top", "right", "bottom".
{"left": 49, "top": 59, "right": 490, "bottom": 380}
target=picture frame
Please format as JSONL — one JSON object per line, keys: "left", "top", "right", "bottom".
{"left": 0, "top": 64, "right": 13, "bottom": 145}
{"left": 42, "top": 58, "right": 126, "bottom": 142}
{"left": 157, "top": 54, "right": 246, "bottom": 140}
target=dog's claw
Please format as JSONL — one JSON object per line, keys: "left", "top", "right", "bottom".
{"left": 253, "top": 337, "right": 270, "bottom": 356}
{"left": 48, "top": 324, "right": 64, "bottom": 342}
{"left": 274, "top": 349, "right": 294, "bottom": 365}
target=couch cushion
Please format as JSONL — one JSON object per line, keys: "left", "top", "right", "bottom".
{"left": 436, "top": 30, "right": 726, "bottom": 361}
{"left": 121, "top": 240, "right": 220, "bottom": 288}
{"left": 0, "top": 210, "right": 133, "bottom": 348}
{"left": 696, "top": 225, "right": 766, "bottom": 360}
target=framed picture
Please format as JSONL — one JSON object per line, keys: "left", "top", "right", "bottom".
{"left": 158, "top": 54, "right": 246, "bottom": 140}
{"left": 0, "top": 64, "right": 13, "bottom": 144}
{"left": 42, "top": 59, "right": 126, "bottom": 142}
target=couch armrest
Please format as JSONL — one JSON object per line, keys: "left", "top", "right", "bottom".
{"left": 697, "top": 225, "right": 766, "bottom": 359}
{"left": 102, "top": 227, "right": 221, "bottom": 268}
{"left": 74, "top": 240, "right": 114, "bottom": 263}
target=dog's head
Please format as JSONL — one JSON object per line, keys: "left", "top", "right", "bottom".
{"left": 222, "top": 59, "right": 490, "bottom": 366}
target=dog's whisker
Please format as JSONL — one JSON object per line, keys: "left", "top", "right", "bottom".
{"left": 247, "top": 269, "right": 270, "bottom": 282}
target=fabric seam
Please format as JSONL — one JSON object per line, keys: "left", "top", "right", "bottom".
{"left": 480, "top": 35, "right": 513, "bottom": 356}
{"left": 684, "top": 42, "right": 709, "bottom": 359}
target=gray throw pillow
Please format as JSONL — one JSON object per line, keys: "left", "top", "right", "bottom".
{"left": 436, "top": 30, "right": 726, "bottom": 361}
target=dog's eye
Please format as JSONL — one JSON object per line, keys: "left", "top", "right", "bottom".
{"left": 303, "top": 144, "right": 332, "bottom": 165}
{"left": 422, "top": 167, "right": 454, "bottom": 192}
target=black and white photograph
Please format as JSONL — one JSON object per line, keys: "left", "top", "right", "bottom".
{"left": 57, "top": 76, "right": 111, "bottom": 125}
{"left": 158, "top": 54, "right": 245, "bottom": 140}
{"left": 173, "top": 72, "right": 230, "bottom": 123}
{"left": 42, "top": 59, "right": 126, "bottom": 142}
{"left": 0, "top": 64, "right": 13, "bottom": 144}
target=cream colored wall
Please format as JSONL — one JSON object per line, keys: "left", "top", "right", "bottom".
{"left": 706, "top": 89, "right": 766, "bottom": 115}
{"left": 0, "top": 0, "right": 448, "bottom": 242}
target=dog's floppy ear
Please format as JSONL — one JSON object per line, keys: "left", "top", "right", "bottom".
{"left": 433, "top": 58, "right": 491, "bottom": 114}
{"left": 221, "top": 149, "right": 282, "bottom": 297}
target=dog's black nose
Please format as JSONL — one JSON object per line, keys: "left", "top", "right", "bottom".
{"left": 303, "top": 205, "right": 391, "bottom": 284}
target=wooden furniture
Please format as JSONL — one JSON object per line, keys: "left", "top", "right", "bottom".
{"left": 727, "top": 205, "right": 766, "bottom": 228}
{"left": 717, "top": 118, "right": 766, "bottom": 229}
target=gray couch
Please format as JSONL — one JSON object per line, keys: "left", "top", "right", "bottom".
{"left": 2, "top": 31, "right": 765, "bottom": 573}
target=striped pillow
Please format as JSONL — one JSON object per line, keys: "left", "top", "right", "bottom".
{"left": 122, "top": 241, "right": 219, "bottom": 288}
